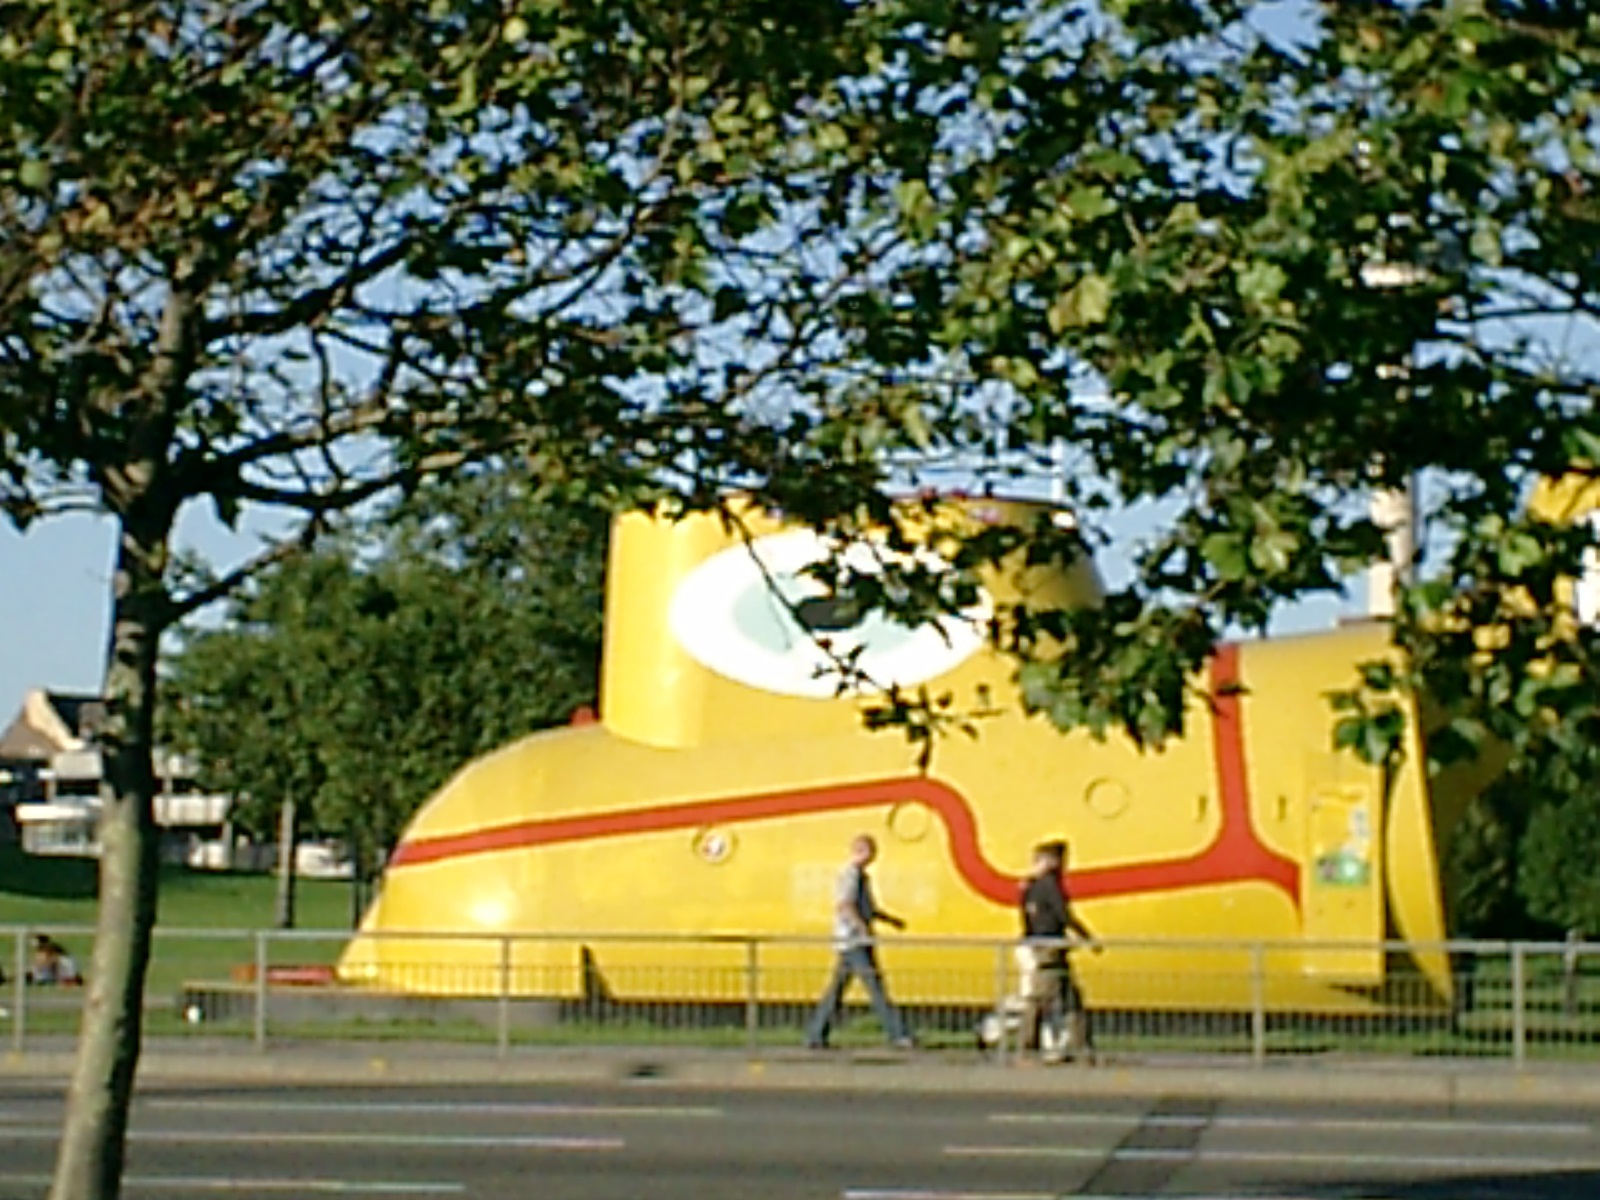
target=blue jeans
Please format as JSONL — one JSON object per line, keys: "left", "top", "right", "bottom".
{"left": 805, "top": 945, "right": 909, "bottom": 1045}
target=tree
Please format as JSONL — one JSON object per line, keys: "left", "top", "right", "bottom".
{"left": 161, "top": 591, "right": 328, "bottom": 925}
{"left": 1506, "top": 730, "right": 1600, "bottom": 937}
{"left": 896, "top": 2, "right": 1600, "bottom": 752}
{"left": 807, "top": 1, "right": 1600, "bottom": 841}
{"left": 1443, "top": 783, "right": 1539, "bottom": 939}
{"left": 1520, "top": 783, "right": 1600, "bottom": 937}
{"left": 623, "top": 0, "right": 1600, "bottom": 764}
{"left": 0, "top": 3, "right": 1025, "bottom": 1195}
{"left": 7, "top": 3, "right": 1600, "bottom": 1194}
{"left": 164, "top": 471, "right": 607, "bottom": 920}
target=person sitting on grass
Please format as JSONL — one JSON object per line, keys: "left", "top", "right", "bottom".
{"left": 28, "top": 935, "right": 82, "bottom": 986}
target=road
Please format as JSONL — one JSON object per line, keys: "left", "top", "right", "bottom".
{"left": 2, "top": 1077, "right": 1598, "bottom": 1199}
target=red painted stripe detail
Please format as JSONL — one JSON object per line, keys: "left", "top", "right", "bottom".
{"left": 390, "top": 644, "right": 1300, "bottom": 907}
{"left": 390, "top": 777, "right": 1017, "bottom": 900}
{"left": 1068, "top": 644, "right": 1298, "bottom": 904}
{"left": 1211, "top": 643, "right": 1302, "bottom": 899}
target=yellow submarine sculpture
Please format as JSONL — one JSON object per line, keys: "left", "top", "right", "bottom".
{"left": 333, "top": 487, "right": 1570, "bottom": 1015}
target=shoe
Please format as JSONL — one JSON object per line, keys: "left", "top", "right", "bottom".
{"left": 803, "top": 1040, "right": 830, "bottom": 1051}
{"left": 891, "top": 1036, "right": 916, "bottom": 1050}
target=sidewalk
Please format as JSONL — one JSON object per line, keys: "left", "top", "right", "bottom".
{"left": 7, "top": 1037, "right": 1600, "bottom": 1108}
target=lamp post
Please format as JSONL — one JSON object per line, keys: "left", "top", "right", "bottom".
{"left": 1579, "top": 513, "right": 1600, "bottom": 627}
{"left": 1360, "top": 256, "right": 1429, "bottom": 620}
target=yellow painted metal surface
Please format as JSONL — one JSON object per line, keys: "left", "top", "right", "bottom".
{"left": 341, "top": 498, "right": 1475, "bottom": 1012}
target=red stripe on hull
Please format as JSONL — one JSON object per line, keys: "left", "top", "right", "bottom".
{"left": 390, "top": 645, "right": 1300, "bottom": 907}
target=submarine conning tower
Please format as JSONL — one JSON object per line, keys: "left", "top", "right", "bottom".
{"left": 598, "top": 495, "right": 1104, "bottom": 751}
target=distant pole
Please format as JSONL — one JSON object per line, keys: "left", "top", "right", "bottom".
{"left": 349, "top": 842, "right": 368, "bottom": 929}
{"left": 273, "top": 797, "right": 297, "bottom": 930}
{"left": 1578, "top": 513, "right": 1600, "bottom": 627}
{"left": 1360, "top": 252, "right": 1427, "bottom": 620}
{"left": 1050, "top": 439, "right": 1067, "bottom": 506}
{"left": 1367, "top": 482, "right": 1418, "bottom": 619}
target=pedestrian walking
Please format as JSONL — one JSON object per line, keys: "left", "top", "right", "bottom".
{"left": 1019, "top": 839, "right": 1099, "bottom": 1062}
{"left": 804, "top": 834, "right": 914, "bottom": 1050}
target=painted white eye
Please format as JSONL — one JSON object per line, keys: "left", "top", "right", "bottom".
{"left": 667, "top": 529, "right": 991, "bottom": 699}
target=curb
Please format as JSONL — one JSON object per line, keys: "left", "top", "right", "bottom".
{"left": 7, "top": 1044, "right": 1600, "bottom": 1108}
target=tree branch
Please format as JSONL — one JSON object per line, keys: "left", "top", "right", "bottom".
{"left": 217, "top": 443, "right": 479, "bottom": 520}
{"left": 165, "top": 533, "right": 312, "bottom": 622}
{"left": 201, "top": 236, "right": 415, "bottom": 344}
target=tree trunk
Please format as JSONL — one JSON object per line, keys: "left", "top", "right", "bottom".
{"left": 49, "top": 515, "right": 169, "bottom": 1200}
{"left": 274, "top": 796, "right": 298, "bottom": 929}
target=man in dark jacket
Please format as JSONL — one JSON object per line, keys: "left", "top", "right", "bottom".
{"left": 1019, "top": 839, "right": 1099, "bottom": 1061}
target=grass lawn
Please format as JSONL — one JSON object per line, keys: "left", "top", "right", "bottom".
{"left": 1, "top": 844, "right": 359, "bottom": 1000}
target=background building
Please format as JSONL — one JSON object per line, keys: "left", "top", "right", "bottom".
{"left": 0, "top": 689, "right": 231, "bottom": 858}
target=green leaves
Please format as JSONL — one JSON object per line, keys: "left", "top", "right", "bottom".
{"left": 893, "top": 178, "right": 940, "bottom": 239}
{"left": 1233, "top": 261, "right": 1288, "bottom": 309}
{"left": 1495, "top": 528, "right": 1546, "bottom": 577}
{"left": 1047, "top": 274, "right": 1112, "bottom": 333}
{"left": 1332, "top": 703, "right": 1407, "bottom": 768}
{"left": 1249, "top": 528, "right": 1299, "bottom": 576}
{"left": 17, "top": 157, "right": 49, "bottom": 189}
{"left": 1520, "top": 785, "right": 1600, "bottom": 934}
{"left": 1200, "top": 532, "right": 1248, "bottom": 581}
{"left": 888, "top": 0, "right": 1600, "bottom": 782}
{"left": 1330, "top": 660, "right": 1407, "bottom": 768}
{"left": 1066, "top": 186, "right": 1116, "bottom": 222}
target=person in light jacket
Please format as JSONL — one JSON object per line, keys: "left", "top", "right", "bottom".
{"left": 804, "top": 834, "right": 914, "bottom": 1050}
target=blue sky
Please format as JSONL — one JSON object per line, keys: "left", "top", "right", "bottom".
{"left": 1, "top": 512, "right": 118, "bottom": 714}
{"left": 0, "top": 504, "right": 287, "bottom": 721}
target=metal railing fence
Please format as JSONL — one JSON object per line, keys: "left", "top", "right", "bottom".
{"left": 4, "top": 925, "right": 1597, "bottom": 1067}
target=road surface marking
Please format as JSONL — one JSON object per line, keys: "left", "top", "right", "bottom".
{"left": 0, "top": 1175, "right": 464, "bottom": 1195}
{"left": 989, "top": 1112, "right": 1594, "bottom": 1137}
{"left": 148, "top": 1098, "right": 722, "bottom": 1119}
{"left": 947, "top": 1144, "right": 1600, "bottom": 1172}
{"left": 5, "top": 1127, "right": 623, "bottom": 1151}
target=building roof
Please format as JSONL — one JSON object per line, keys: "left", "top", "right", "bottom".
{"left": 48, "top": 694, "right": 107, "bottom": 740}
{"left": 0, "top": 689, "right": 104, "bottom": 763}
{"left": 0, "top": 719, "right": 56, "bottom": 761}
